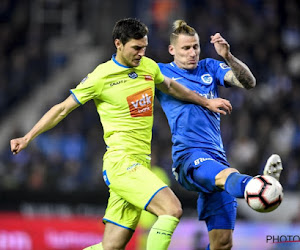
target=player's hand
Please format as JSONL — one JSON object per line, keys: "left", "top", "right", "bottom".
{"left": 210, "top": 33, "right": 230, "bottom": 59}
{"left": 10, "top": 137, "right": 29, "bottom": 155}
{"left": 206, "top": 98, "right": 232, "bottom": 115}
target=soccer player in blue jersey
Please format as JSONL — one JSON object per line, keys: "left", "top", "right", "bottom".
{"left": 156, "top": 20, "right": 283, "bottom": 250}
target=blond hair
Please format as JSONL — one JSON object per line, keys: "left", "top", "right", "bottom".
{"left": 170, "top": 20, "right": 197, "bottom": 44}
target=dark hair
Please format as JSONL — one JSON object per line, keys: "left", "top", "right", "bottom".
{"left": 170, "top": 20, "right": 197, "bottom": 44}
{"left": 112, "top": 18, "right": 148, "bottom": 45}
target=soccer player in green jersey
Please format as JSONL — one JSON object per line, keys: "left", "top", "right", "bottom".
{"left": 10, "top": 18, "right": 232, "bottom": 250}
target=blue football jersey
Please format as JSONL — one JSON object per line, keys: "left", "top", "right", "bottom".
{"left": 157, "top": 58, "right": 231, "bottom": 168}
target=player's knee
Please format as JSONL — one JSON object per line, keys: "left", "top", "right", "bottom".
{"left": 211, "top": 235, "right": 232, "bottom": 250}
{"left": 169, "top": 203, "right": 183, "bottom": 219}
{"left": 157, "top": 200, "right": 183, "bottom": 219}
{"left": 147, "top": 187, "right": 183, "bottom": 218}
{"left": 159, "top": 199, "right": 183, "bottom": 219}
{"left": 165, "top": 195, "right": 183, "bottom": 219}
{"left": 215, "top": 168, "right": 239, "bottom": 189}
{"left": 102, "top": 240, "right": 125, "bottom": 250}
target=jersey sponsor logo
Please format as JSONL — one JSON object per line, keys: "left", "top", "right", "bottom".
{"left": 194, "top": 157, "right": 214, "bottom": 165}
{"left": 110, "top": 79, "right": 127, "bottom": 87}
{"left": 127, "top": 163, "right": 141, "bottom": 171}
{"left": 144, "top": 75, "right": 153, "bottom": 81}
{"left": 127, "top": 87, "right": 153, "bottom": 117}
{"left": 171, "top": 77, "right": 183, "bottom": 81}
{"left": 128, "top": 72, "right": 138, "bottom": 79}
{"left": 201, "top": 74, "right": 213, "bottom": 84}
{"left": 196, "top": 90, "right": 215, "bottom": 99}
{"left": 220, "top": 63, "right": 230, "bottom": 69}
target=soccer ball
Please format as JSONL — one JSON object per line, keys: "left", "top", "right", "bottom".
{"left": 244, "top": 175, "right": 283, "bottom": 213}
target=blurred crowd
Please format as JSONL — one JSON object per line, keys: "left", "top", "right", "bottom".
{"left": 0, "top": 0, "right": 45, "bottom": 117}
{"left": 0, "top": 0, "right": 300, "bottom": 200}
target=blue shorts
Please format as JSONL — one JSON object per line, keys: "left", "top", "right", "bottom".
{"left": 174, "top": 149, "right": 237, "bottom": 231}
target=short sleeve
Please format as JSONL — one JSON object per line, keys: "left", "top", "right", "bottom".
{"left": 153, "top": 62, "right": 165, "bottom": 84}
{"left": 70, "top": 69, "right": 104, "bottom": 105}
{"left": 214, "top": 61, "right": 231, "bottom": 87}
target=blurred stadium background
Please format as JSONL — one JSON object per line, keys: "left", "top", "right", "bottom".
{"left": 0, "top": 0, "right": 300, "bottom": 249}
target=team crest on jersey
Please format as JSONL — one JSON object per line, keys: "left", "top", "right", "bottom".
{"left": 128, "top": 72, "right": 138, "bottom": 79}
{"left": 127, "top": 87, "right": 153, "bottom": 117}
{"left": 220, "top": 63, "right": 230, "bottom": 69}
{"left": 201, "top": 74, "right": 213, "bottom": 84}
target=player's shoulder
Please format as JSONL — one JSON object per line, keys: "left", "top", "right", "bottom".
{"left": 90, "top": 58, "right": 119, "bottom": 77}
{"left": 157, "top": 61, "right": 168, "bottom": 67}
{"left": 200, "top": 58, "right": 229, "bottom": 71}
{"left": 96, "top": 58, "right": 115, "bottom": 71}
{"left": 141, "top": 56, "right": 158, "bottom": 66}
{"left": 199, "top": 58, "right": 218, "bottom": 66}
{"left": 139, "top": 56, "right": 162, "bottom": 76}
{"left": 157, "top": 62, "right": 173, "bottom": 72}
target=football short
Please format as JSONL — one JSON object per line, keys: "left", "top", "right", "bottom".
{"left": 204, "top": 201, "right": 237, "bottom": 231}
{"left": 102, "top": 152, "right": 168, "bottom": 231}
{"left": 174, "top": 149, "right": 237, "bottom": 230}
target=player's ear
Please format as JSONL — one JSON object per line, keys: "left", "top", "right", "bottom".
{"left": 168, "top": 44, "right": 175, "bottom": 56}
{"left": 114, "top": 39, "right": 123, "bottom": 50}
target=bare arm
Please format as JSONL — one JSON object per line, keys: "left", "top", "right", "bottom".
{"left": 223, "top": 55, "right": 256, "bottom": 89}
{"left": 211, "top": 33, "right": 256, "bottom": 89}
{"left": 156, "top": 77, "right": 232, "bottom": 115}
{"left": 10, "top": 95, "right": 80, "bottom": 154}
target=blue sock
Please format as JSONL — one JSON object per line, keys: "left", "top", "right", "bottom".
{"left": 206, "top": 243, "right": 210, "bottom": 250}
{"left": 224, "top": 172, "right": 252, "bottom": 198}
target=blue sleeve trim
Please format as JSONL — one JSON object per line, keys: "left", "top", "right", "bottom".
{"left": 144, "top": 185, "right": 168, "bottom": 210}
{"left": 103, "top": 170, "right": 110, "bottom": 186}
{"left": 220, "top": 68, "right": 231, "bottom": 88}
{"left": 69, "top": 90, "right": 82, "bottom": 105}
{"left": 102, "top": 218, "right": 135, "bottom": 232}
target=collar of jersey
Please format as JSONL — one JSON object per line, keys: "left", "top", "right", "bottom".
{"left": 170, "top": 61, "right": 198, "bottom": 74}
{"left": 112, "top": 54, "right": 131, "bottom": 68}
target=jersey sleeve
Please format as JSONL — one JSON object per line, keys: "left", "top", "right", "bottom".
{"left": 217, "top": 61, "right": 231, "bottom": 87}
{"left": 70, "top": 67, "right": 104, "bottom": 105}
{"left": 207, "top": 59, "right": 231, "bottom": 87}
{"left": 153, "top": 62, "right": 165, "bottom": 84}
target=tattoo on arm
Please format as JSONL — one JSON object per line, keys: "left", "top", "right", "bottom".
{"left": 224, "top": 54, "right": 256, "bottom": 89}
{"left": 225, "top": 71, "right": 244, "bottom": 88}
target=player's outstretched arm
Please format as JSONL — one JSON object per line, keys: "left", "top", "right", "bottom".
{"left": 210, "top": 33, "right": 256, "bottom": 89}
{"left": 156, "top": 77, "right": 232, "bottom": 115}
{"left": 10, "top": 95, "right": 80, "bottom": 155}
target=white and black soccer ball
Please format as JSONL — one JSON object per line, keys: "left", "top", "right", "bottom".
{"left": 244, "top": 175, "right": 283, "bottom": 213}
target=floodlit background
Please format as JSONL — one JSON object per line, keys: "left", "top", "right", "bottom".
{"left": 0, "top": 0, "right": 300, "bottom": 249}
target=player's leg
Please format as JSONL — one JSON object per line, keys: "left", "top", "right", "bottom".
{"left": 203, "top": 192, "right": 237, "bottom": 250}
{"left": 145, "top": 186, "right": 182, "bottom": 250}
{"left": 146, "top": 186, "right": 182, "bottom": 217}
{"left": 174, "top": 150, "right": 236, "bottom": 249}
{"left": 181, "top": 150, "right": 283, "bottom": 199}
{"left": 83, "top": 154, "right": 145, "bottom": 250}
{"left": 102, "top": 222, "right": 134, "bottom": 249}
{"left": 83, "top": 222, "right": 133, "bottom": 250}
{"left": 208, "top": 229, "right": 233, "bottom": 250}
{"left": 103, "top": 153, "right": 181, "bottom": 250}
{"left": 83, "top": 188, "right": 140, "bottom": 250}
{"left": 216, "top": 168, "right": 252, "bottom": 198}
{"left": 218, "top": 154, "right": 283, "bottom": 198}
